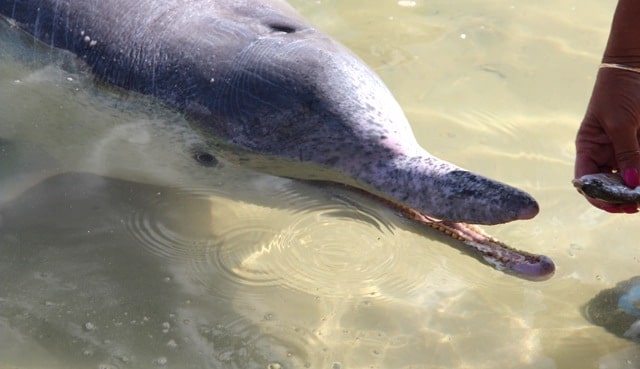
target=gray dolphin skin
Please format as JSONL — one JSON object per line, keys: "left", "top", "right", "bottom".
{"left": 0, "top": 0, "right": 554, "bottom": 279}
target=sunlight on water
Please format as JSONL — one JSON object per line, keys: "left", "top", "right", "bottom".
{"left": 196, "top": 189, "right": 404, "bottom": 299}
{"left": 3, "top": 0, "right": 640, "bottom": 368}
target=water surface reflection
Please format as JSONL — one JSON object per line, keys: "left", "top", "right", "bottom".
{"left": 3, "top": 0, "right": 640, "bottom": 368}
{"left": 0, "top": 171, "right": 545, "bottom": 369}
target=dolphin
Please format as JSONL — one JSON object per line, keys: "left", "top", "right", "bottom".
{"left": 0, "top": 0, "right": 554, "bottom": 279}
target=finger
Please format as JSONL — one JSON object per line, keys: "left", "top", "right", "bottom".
{"left": 574, "top": 112, "right": 617, "bottom": 178}
{"left": 608, "top": 110, "right": 640, "bottom": 177}
{"left": 585, "top": 196, "right": 639, "bottom": 214}
{"left": 574, "top": 148, "right": 600, "bottom": 179}
{"left": 575, "top": 135, "right": 615, "bottom": 178}
{"left": 612, "top": 140, "right": 640, "bottom": 187}
{"left": 623, "top": 167, "right": 640, "bottom": 188}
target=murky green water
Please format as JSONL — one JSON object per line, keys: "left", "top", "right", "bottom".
{"left": 2, "top": 0, "right": 640, "bottom": 368}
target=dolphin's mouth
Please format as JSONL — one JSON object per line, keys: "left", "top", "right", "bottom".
{"left": 401, "top": 206, "right": 554, "bottom": 281}
{"left": 365, "top": 189, "right": 555, "bottom": 281}
{"left": 193, "top": 152, "right": 554, "bottom": 280}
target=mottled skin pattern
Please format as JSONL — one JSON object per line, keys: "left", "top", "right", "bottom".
{"left": 0, "top": 0, "right": 539, "bottom": 226}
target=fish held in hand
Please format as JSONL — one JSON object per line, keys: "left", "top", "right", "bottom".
{"left": 573, "top": 173, "right": 640, "bottom": 203}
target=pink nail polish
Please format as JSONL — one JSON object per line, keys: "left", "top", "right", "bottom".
{"left": 623, "top": 168, "right": 640, "bottom": 188}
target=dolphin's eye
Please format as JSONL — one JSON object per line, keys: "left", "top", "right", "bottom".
{"left": 269, "top": 24, "right": 297, "bottom": 34}
{"left": 193, "top": 152, "right": 218, "bottom": 167}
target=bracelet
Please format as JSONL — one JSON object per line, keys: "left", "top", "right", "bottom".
{"left": 600, "top": 62, "right": 640, "bottom": 73}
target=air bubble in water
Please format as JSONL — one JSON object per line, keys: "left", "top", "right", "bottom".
{"left": 154, "top": 356, "right": 168, "bottom": 366}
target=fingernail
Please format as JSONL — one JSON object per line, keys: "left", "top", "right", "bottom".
{"left": 623, "top": 168, "right": 640, "bottom": 188}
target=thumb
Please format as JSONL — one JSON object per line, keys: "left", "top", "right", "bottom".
{"left": 611, "top": 128, "right": 640, "bottom": 187}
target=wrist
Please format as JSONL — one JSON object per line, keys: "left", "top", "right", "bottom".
{"left": 602, "top": 0, "right": 640, "bottom": 68}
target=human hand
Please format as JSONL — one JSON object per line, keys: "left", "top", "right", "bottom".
{"left": 575, "top": 66, "right": 640, "bottom": 213}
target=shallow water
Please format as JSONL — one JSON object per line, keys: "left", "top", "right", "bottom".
{"left": 1, "top": 0, "right": 639, "bottom": 368}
